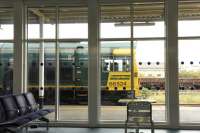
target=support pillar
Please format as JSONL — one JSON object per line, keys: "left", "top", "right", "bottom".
{"left": 165, "top": 0, "right": 179, "bottom": 128}
{"left": 88, "top": 0, "right": 100, "bottom": 127}
{"left": 13, "top": 0, "right": 24, "bottom": 94}
{"left": 39, "top": 17, "right": 45, "bottom": 109}
{"left": 55, "top": 6, "right": 60, "bottom": 121}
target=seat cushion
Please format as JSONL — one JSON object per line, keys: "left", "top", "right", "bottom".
{"left": 42, "top": 108, "right": 55, "bottom": 113}
{"left": 21, "top": 112, "right": 42, "bottom": 120}
{"left": 0, "top": 117, "right": 30, "bottom": 127}
{"left": 36, "top": 110, "right": 49, "bottom": 116}
{"left": 24, "top": 92, "right": 39, "bottom": 112}
{"left": 0, "top": 101, "right": 6, "bottom": 123}
{"left": 14, "top": 94, "right": 30, "bottom": 115}
{"left": 0, "top": 95, "right": 19, "bottom": 120}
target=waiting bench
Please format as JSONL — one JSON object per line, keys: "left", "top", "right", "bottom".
{"left": 0, "top": 92, "right": 54, "bottom": 133}
{"left": 125, "top": 101, "right": 154, "bottom": 133}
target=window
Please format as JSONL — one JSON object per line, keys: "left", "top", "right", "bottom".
{"left": 0, "top": 8, "right": 13, "bottom": 96}
{"left": 27, "top": 6, "right": 88, "bottom": 121}
{"left": 178, "top": 1, "right": 200, "bottom": 123}
{"left": 100, "top": 2, "right": 165, "bottom": 122}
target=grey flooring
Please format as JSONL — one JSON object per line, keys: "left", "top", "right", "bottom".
{"left": 26, "top": 128, "right": 200, "bottom": 133}
{"left": 46, "top": 105, "right": 200, "bottom": 122}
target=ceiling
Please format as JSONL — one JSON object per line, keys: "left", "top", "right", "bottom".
{"left": 1, "top": 1, "right": 200, "bottom": 24}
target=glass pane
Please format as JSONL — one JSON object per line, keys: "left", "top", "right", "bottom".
{"left": 44, "top": 24, "right": 56, "bottom": 39}
{"left": 0, "top": 8, "right": 13, "bottom": 95}
{"left": 178, "top": 1, "right": 200, "bottom": 123}
{"left": 178, "top": 2, "right": 200, "bottom": 37}
{"left": 0, "top": 43, "right": 13, "bottom": 95}
{"left": 27, "top": 42, "right": 56, "bottom": 120}
{"left": 100, "top": 6, "right": 130, "bottom": 38}
{"left": 28, "top": 8, "right": 56, "bottom": 39}
{"left": 134, "top": 22, "right": 164, "bottom": 38}
{"left": 27, "top": 43, "right": 39, "bottom": 93}
{"left": 58, "top": 7, "right": 88, "bottom": 121}
{"left": 133, "top": 2, "right": 165, "bottom": 38}
{"left": 179, "top": 20, "right": 200, "bottom": 37}
{"left": 59, "top": 42, "right": 88, "bottom": 121}
{"left": 100, "top": 41, "right": 130, "bottom": 121}
{"left": 27, "top": 8, "right": 56, "bottom": 120}
{"left": 0, "top": 8, "right": 13, "bottom": 40}
{"left": 136, "top": 41, "right": 166, "bottom": 122}
{"left": 100, "top": 2, "right": 165, "bottom": 122}
{"left": 179, "top": 40, "right": 200, "bottom": 123}
{"left": 59, "top": 7, "right": 88, "bottom": 39}
{"left": 100, "top": 41, "right": 165, "bottom": 122}
{"left": 27, "top": 24, "right": 40, "bottom": 39}
{"left": 28, "top": 8, "right": 40, "bottom": 39}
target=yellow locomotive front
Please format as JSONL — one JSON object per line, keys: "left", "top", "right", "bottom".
{"left": 107, "top": 71, "right": 140, "bottom": 96}
{"left": 106, "top": 48, "right": 140, "bottom": 97}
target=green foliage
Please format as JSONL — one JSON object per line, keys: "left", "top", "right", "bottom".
{"left": 147, "top": 90, "right": 200, "bottom": 104}
{"left": 148, "top": 91, "right": 165, "bottom": 104}
{"left": 141, "top": 87, "right": 152, "bottom": 99}
{"left": 179, "top": 91, "right": 200, "bottom": 104}
{"left": 179, "top": 70, "right": 200, "bottom": 78}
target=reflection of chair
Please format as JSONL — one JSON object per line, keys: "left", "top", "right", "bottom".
{"left": 125, "top": 101, "right": 154, "bottom": 133}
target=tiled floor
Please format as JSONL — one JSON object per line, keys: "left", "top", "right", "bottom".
{"left": 46, "top": 105, "right": 200, "bottom": 122}
{"left": 26, "top": 128, "right": 200, "bottom": 133}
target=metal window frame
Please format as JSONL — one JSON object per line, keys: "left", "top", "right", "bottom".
{"left": 24, "top": 0, "right": 87, "bottom": 7}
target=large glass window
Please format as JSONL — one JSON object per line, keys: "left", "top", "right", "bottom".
{"left": 58, "top": 7, "right": 88, "bottom": 121}
{"left": 136, "top": 41, "right": 165, "bottom": 122}
{"left": 100, "top": 2, "right": 165, "bottom": 122}
{"left": 179, "top": 40, "right": 200, "bottom": 123}
{"left": 59, "top": 42, "right": 88, "bottom": 121}
{"left": 178, "top": 1, "right": 200, "bottom": 123}
{"left": 179, "top": 21, "right": 200, "bottom": 37}
{"left": 27, "top": 6, "right": 88, "bottom": 121}
{"left": 0, "top": 8, "right": 13, "bottom": 96}
{"left": 100, "top": 6, "right": 130, "bottom": 39}
{"left": 59, "top": 7, "right": 88, "bottom": 39}
{"left": 101, "top": 41, "right": 130, "bottom": 121}
{"left": 134, "top": 22, "right": 164, "bottom": 38}
{"left": 27, "top": 8, "right": 56, "bottom": 120}
{"left": 0, "top": 43, "right": 13, "bottom": 95}
{"left": 133, "top": 3, "right": 165, "bottom": 38}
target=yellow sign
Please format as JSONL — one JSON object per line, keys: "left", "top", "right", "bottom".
{"left": 107, "top": 72, "right": 140, "bottom": 96}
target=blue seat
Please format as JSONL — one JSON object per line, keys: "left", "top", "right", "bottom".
{"left": 24, "top": 92, "right": 54, "bottom": 114}
{"left": 0, "top": 116, "right": 30, "bottom": 127}
{"left": 14, "top": 94, "right": 31, "bottom": 115}
{"left": 0, "top": 92, "right": 54, "bottom": 133}
{"left": 0, "top": 95, "right": 31, "bottom": 130}
{"left": 14, "top": 94, "right": 42, "bottom": 120}
{"left": 0, "top": 95, "right": 21, "bottom": 121}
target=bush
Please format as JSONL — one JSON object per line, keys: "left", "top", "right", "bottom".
{"left": 141, "top": 87, "right": 152, "bottom": 99}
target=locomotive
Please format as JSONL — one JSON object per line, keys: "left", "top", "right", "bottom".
{"left": 1, "top": 42, "right": 200, "bottom": 104}
{"left": 27, "top": 43, "right": 140, "bottom": 104}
